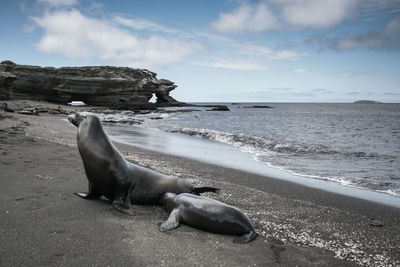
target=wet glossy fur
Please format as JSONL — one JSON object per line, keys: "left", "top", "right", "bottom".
{"left": 68, "top": 113, "right": 218, "bottom": 215}
{"left": 160, "top": 193, "right": 256, "bottom": 243}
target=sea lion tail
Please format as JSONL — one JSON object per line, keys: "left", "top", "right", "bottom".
{"left": 192, "top": 186, "right": 220, "bottom": 195}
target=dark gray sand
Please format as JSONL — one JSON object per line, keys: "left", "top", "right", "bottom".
{"left": 1, "top": 102, "right": 399, "bottom": 266}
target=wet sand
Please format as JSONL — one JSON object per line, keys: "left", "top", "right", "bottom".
{"left": 1, "top": 100, "right": 399, "bottom": 266}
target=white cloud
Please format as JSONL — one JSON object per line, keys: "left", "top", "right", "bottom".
{"left": 193, "top": 60, "right": 267, "bottom": 70}
{"left": 37, "top": 0, "right": 78, "bottom": 7}
{"left": 195, "top": 31, "right": 234, "bottom": 43}
{"left": 211, "top": 2, "right": 280, "bottom": 33}
{"left": 293, "top": 68, "right": 309, "bottom": 73}
{"left": 32, "top": 10, "right": 199, "bottom": 69}
{"left": 360, "top": 0, "right": 400, "bottom": 21}
{"left": 338, "top": 71, "right": 357, "bottom": 77}
{"left": 308, "top": 17, "right": 400, "bottom": 51}
{"left": 311, "top": 88, "right": 332, "bottom": 94}
{"left": 211, "top": 0, "right": 359, "bottom": 33}
{"left": 208, "top": 88, "right": 317, "bottom": 102}
{"left": 280, "top": 0, "right": 358, "bottom": 29}
{"left": 269, "top": 87, "right": 292, "bottom": 91}
{"left": 336, "top": 71, "right": 374, "bottom": 77}
{"left": 114, "top": 16, "right": 194, "bottom": 38}
{"left": 384, "top": 16, "right": 400, "bottom": 34}
{"left": 115, "top": 16, "right": 167, "bottom": 32}
{"left": 239, "top": 45, "right": 304, "bottom": 60}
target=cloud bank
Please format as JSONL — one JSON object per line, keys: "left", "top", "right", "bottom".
{"left": 37, "top": 0, "right": 78, "bottom": 7}
{"left": 211, "top": 1, "right": 280, "bottom": 33}
{"left": 211, "top": 0, "right": 358, "bottom": 33}
{"left": 238, "top": 44, "right": 304, "bottom": 60}
{"left": 32, "top": 10, "right": 199, "bottom": 68}
{"left": 307, "top": 16, "right": 400, "bottom": 51}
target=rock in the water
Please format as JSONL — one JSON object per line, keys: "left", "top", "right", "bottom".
{"left": 204, "top": 105, "right": 230, "bottom": 111}
{"left": 18, "top": 109, "right": 39, "bottom": 116}
{"left": 0, "top": 61, "right": 186, "bottom": 110}
{"left": 2, "top": 102, "right": 14, "bottom": 112}
{"left": 243, "top": 105, "right": 274, "bottom": 109}
{"left": 353, "top": 100, "right": 382, "bottom": 104}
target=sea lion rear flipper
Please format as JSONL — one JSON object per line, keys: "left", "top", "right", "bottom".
{"left": 160, "top": 208, "right": 180, "bottom": 232}
{"left": 75, "top": 183, "right": 101, "bottom": 199}
{"left": 233, "top": 229, "right": 257, "bottom": 244}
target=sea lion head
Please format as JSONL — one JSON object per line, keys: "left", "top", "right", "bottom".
{"left": 67, "top": 112, "right": 94, "bottom": 127}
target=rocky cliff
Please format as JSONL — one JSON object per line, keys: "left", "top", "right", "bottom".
{"left": 0, "top": 60, "right": 184, "bottom": 110}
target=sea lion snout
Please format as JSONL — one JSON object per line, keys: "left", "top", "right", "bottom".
{"left": 67, "top": 114, "right": 78, "bottom": 126}
{"left": 68, "top": 113, "right": 90, "bottom": 127}
{"left": 67, "top": 114, "right": 76, "bottom": 122}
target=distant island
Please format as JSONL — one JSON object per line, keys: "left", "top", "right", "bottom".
{"left": 353, "top": 100, "right": 383, "bottom": 104}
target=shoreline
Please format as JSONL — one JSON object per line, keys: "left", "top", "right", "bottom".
{"left": 1, "top": 100, "right": 400, "bottom": 266}
{"left": 108, "top": 102, "right": 400, "bottom": 201}
{"left": 107, "top": 124, "right": 400, "bottom": 208}
{"left": 117, "top": 141, "right": 400, "bottom": 216}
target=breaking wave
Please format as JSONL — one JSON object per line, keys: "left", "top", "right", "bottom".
{"left": 169, "top": 127, "right": 381, "bottom": 158}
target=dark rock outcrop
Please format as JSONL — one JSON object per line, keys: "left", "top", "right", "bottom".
{"left": 243, "top": 105, "right": 274, "bottom": 109}
{"left": 2, "top": 103, "right": 14, "bottom": 112}
{"left": 207, "top": 105, "right": 230, "bottom": 111}
{"left": 0, "top": 60, "right": 185, "bottom": 110}
{"left": 197, "top": 104, "right": 230, "bottom": 111}
{"left": 353, "top": 100, "right": 382, "bottom": 104}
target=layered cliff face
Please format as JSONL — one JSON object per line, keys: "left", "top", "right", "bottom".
{"left": 0, "top": 61, "right": 184, "bottom": 110}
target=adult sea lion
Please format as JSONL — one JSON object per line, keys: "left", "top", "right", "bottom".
{"left": 68, "top": 112, "right": 219, "bottom": 215}
{"left": 160, "top": 193, "right": 257, "bottom": 243}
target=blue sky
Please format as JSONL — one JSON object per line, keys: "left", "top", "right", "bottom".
{"left": 1, "top": 0, "right": 400, "bottom": 102}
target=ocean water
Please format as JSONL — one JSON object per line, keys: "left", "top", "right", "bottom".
{"left": 100, "top": 103, "right": 400, "bottom": 197}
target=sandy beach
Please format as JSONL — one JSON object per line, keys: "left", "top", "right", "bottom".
{"left": 1, "top": 100, "right": 399, "bottom": 266}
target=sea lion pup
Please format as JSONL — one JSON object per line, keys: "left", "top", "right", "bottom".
{"left": 68, "top": 112, "right": 219, "bottom": 215}
{"left": 160, "top": 193, "right": 257, "bottom": 243}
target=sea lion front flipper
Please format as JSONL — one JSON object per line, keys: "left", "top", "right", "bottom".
{"left": 112, "top": 199, "right": 135, "bottom": 215}
{"left": 160, "top": 208, "right": 181, "bottom": 232}
{"left": 233, "top": 229, "right": 257, "bottom": 244}
{"left": 75, "top": 183, "right": 101, "bottom": 199}
{"left": 112, "top": 179, "right": 135, "bottom": 215}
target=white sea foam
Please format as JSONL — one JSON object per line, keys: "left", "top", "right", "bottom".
{"left": 168, "top": 126, "right": 380, "bottom": 158}
{"left": 163, "top": 125, "right": 399, "bottom": 197}
{"left": 376, "top": 189, "right": 400, "bottom": 197}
